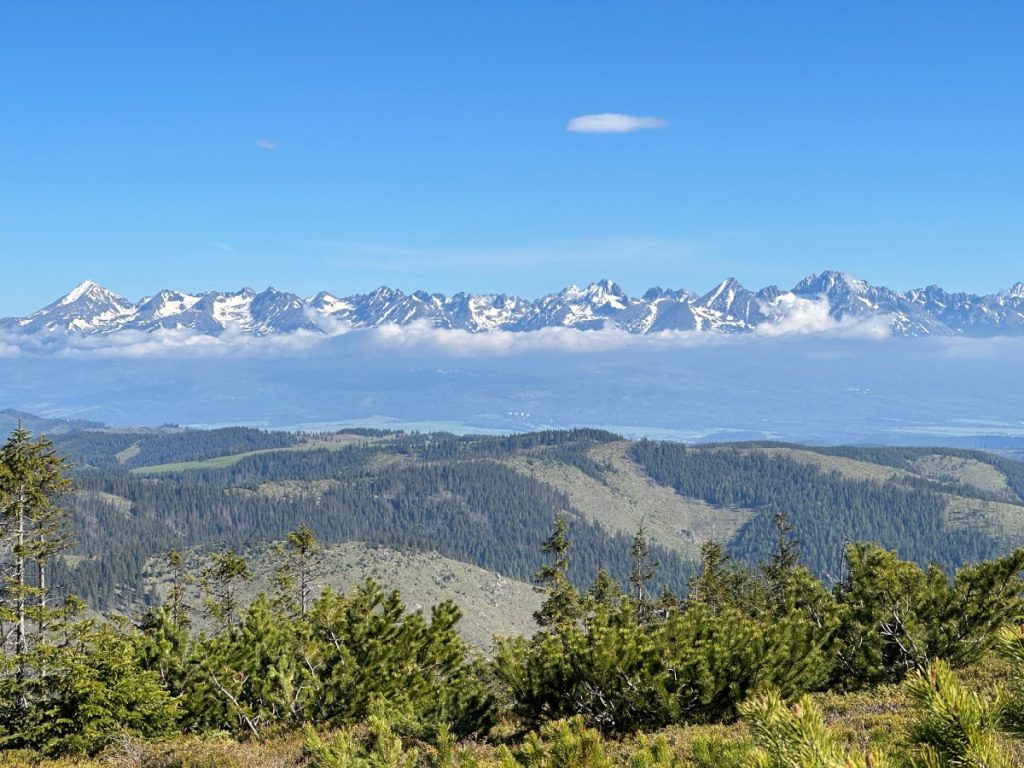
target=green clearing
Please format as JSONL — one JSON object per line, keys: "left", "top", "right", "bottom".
{"left": 504, "top": 440, "right": 753, "bottom": 562}
{"left": 130, "top": 437, "right": 363, "bottom": 474}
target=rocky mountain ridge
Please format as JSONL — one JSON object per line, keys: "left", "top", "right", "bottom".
{"left": 4, "top": 271, "right": 1024, "bottom": 337}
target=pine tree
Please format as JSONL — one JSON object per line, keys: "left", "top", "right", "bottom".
{"left": 201, "top": 549, "right": 251, "bottom": 631}
{"left": 166, "top": 548, "right": 192, "bottom": 629}
{"left": 761, "top": 513, "right": 798, "bottom": 602}
{"left": 273, "top": 525, "right": 322, "bottom": 617}
{"left": 629, "top": 521, "right": 657, "bottom": 614}
{"left": 741, "top": 690, "right": 891, "bottom": 767}
{"left": 907, "top": 661, "right": 1011, "bottom": 768}
{"left": 534, "top": 515, "right": 580, "bottom": 628}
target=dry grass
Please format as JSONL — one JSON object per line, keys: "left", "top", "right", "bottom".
{"left": 505, "top": 441, "right": 752, "bottom": 562}
{"left": 142, "top": 540, "right": 542, "bottom": 649}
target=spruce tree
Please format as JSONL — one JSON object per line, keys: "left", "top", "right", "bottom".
{"left": 0, "top": 425, "right": 73, "bottom": 709}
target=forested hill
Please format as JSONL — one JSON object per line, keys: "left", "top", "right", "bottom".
{"left": 41, "top": 425, "right": 1024, "bottom": 624}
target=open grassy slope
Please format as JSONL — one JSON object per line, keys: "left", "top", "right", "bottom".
{"left": 130, "top": 436, "right": 368, "bottom": 474}
{"left": 504, "top": 440, "right": 752, "bottom": 562}
{"left": 142, "top": 541, "right": 542, "bottom": 648}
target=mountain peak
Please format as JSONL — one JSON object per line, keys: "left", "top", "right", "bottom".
{"left": 794, "top": 271, "right": 869, "bottom": 295}
{"left": 699, "top": 277, "right": 748, "bottom": 304}
{"left": 588, "top": 278, "right": 624, "bottom": 294}
{"left": 59, "top": 279, "right": 102, "bottom": 305}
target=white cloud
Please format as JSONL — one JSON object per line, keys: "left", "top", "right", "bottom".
{"left": 0, "top": 325, "right": 343, "bottom": 360}
{"left": 566, "top": 113, "right": 668, "bottom": 133}
{"left": 368, "top": 322, "right": 721, "bottom": 358}
{"left": 255, "top": 138, "right": 279, "bottom": 150}
{"left": 9, "top": 306, "right": 1021, "bottom": 361}
{"left": 0, "top": 323, "right": 715, "bottom": 360}
{"left": 303, "top": 307, "right": 354, "bottom": 337}
{"left": 755, "top": 296, "right": 892, "bottom": 340}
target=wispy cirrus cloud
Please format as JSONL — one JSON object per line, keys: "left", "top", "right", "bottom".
{"left": 255, "top": 138, "right": 279, "bottom": 150}
{"left": 566, "top": 113, "right": 668, "bottom": 133}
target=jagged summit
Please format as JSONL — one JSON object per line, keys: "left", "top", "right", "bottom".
{"left": 16, "top": 280, "right": 135, "bottom": 333}
{"left": 3, "top": 273, "right": 1024, "bottom": 339}
{"left": 60, "top": 279, "right": 101, "bottom": 305}
{"left": 1003, "top": 283, "right": 1024, "bottom": 300}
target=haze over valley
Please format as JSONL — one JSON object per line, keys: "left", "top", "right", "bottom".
{"left": 2, "top": 273, "right": 1024, "bottom": 450}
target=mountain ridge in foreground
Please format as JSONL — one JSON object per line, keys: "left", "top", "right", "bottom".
{"left": 5, "top": 270, "right": 1024, "bottom": 339}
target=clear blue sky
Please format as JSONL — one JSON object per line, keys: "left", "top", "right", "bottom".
{"left": 2, "top": 1, "right": 1022, "bottom": 313}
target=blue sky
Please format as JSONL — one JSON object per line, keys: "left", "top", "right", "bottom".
{"left": 2, "top": 1, "right": 1022, "bottom": 314}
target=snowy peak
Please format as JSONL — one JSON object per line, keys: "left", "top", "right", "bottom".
{"left": 691, "top": 278, "right": 767, "bottom": 330}
{"left": 51, "top": 280, "right": 132, "bottom": 311}
{"left": 794, "top": 271, "right": 868, "bottom": 298}
{"left": 697, "top": 278, "right": 747, "bottom": 309}
{"left": 1003, "top": 283, "right": 1024, "bottom": 300}
{"left": 20, "top": 280, "right": 135, "bottom": 333}
{"left": 136, "top": 290, "right": 201, "bottom": 319}
{"left": 5, "top": 274, "right": 1024, "bottom": 340}
{"left": 60, "top": 279, "right": 101, "bottom": 305}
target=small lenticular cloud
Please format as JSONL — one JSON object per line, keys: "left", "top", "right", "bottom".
{"left": 566, "top": 113, "right": 668, "bottom": 133}
{"left": 255, "top": 138, "right": 279, "bottom": 150}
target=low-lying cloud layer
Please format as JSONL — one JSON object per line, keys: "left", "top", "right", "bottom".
{"left": 6, "top": 299, "right": 1015, "bottom": 360}
{"left": 0, "top": 300, "right": 894, "bottom": 359}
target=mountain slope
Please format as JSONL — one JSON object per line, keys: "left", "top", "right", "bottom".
{"left": 45, "top": 427, "right": 1024, "bottom": 630}
{"left": 143, "top": 541, "right": 541, "bottom": 647}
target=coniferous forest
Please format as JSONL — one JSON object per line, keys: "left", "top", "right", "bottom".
{"left": 46, "top": 426, "right": 1023, "bottom": 614}
{"left": 0, "top": 425, "right": 1023, "bottom": 765}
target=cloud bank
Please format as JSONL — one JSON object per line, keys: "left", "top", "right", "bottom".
{"left": 0, "top": 299, "right": 892, "bottom": 360}
{"left": 566, "top": 113, "right": 668, "bottom": 133}
{"left": 0, "top": 326, "right": 340, "bottom": 360}
{"left": 754, "top": 296, "right": 892, "bottom": 340}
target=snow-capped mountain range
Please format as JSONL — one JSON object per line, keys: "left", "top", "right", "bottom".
{"left": 3, "top": 272, "right": 1024, "bottom": 339}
